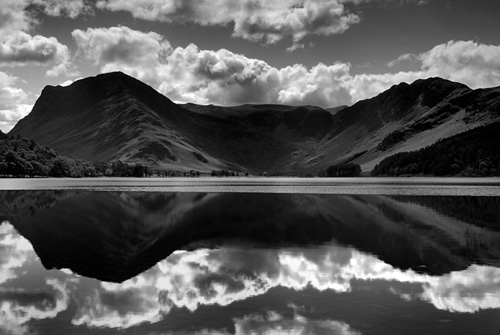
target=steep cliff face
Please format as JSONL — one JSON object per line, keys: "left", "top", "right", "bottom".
{"left": 9, "top": 72, "right": 500, "bottom": 173}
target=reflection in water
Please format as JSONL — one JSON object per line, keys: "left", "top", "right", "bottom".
{"left": 1, "top": 191, "right": 500, "bottom": 334}
{"left": 0, "top": 224, "right": 70, "bottom": 335}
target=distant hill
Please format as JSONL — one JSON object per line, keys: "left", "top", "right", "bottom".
{"left": 372, "top": 122, "right": 500, "bottom": 176}
{"left": 0, "top": 130, "right": 5, "bottom": 140}
{"left": 325, "top": 105, "right": 347, "bottom": 116}
{"left": 9, "top": 72, "right": 500, "bottom": 174}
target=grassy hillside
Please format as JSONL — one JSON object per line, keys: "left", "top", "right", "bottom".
{"left": 372, "top": 122, "right": 500, "bottom": 176}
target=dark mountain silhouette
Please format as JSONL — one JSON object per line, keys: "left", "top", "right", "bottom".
{"left": 9, "top": 72, "right": 500, "bottom": 173}
{"left": 0, "top": 130, "right": 5, "bottom": 140}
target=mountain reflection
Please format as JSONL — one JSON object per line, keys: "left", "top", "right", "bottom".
{"left": 1, "top": 191, "right": 500, "bottom": 334}
{"left": 2, "top": 191, "right": 500, "bottom": 281}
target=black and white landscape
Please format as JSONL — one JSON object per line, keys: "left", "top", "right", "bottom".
{"left": 3, "top": 71, "right": 500, "bottom": 177}
{"left": 1, "top": 1, "right": 500, "bottom": 335}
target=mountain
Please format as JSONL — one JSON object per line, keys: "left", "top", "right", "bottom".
{"left": 298, "top": 78, "right": 500, "bottom": 172}
{"left": 9, "top": 72, "right": 500, "bottom": 173}
{"left": 372, "top": 121, "right": 500, "bottom": 176}
{"left": 0, "top": 130, "right": 5, "bottom": 140}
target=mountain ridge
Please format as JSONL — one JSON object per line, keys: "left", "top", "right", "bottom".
{"left": 9, "top": 72, "right": 500, "bottom": 173}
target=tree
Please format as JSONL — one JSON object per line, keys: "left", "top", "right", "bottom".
{"left": 326, "top": 163, "right": 361, "bottom": 177}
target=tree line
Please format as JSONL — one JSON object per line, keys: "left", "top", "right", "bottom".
{"left": 372, "top": 122, "right": 500, "bottom": 176}
{"left": 0, "top": 135, "right": 199, "bottom": 178}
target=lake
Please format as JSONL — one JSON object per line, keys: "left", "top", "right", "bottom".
{"left": 1, "top": 178, "right": 500, "bottom": 334}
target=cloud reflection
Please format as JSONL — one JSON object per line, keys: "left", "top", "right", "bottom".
{"left": 422, "top": 265, "right": 500, "bottom": 313}
{"left": 2, "top": 219, "right": 500, "bottom": 332}
{"left": 0, "top": 222, "right": 33, "bottom": 284}
{"left": 70, "top": 246, "right": 500, "bottom": 329}
{"left": 0, "top": 279, "right": 70, "bottom": 335}
{"left": 232, "top": 310, "right": 361, "bottom": 335}
{"left": 0, "top": 221, "right": 73, "bottom": 335}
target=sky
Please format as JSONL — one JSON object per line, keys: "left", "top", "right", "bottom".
{"left": 1, "top": 0, "right": 500, "bottom": 132}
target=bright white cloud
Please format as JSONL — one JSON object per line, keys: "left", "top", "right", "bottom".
{"left": 0, "top": 1, "right": 83, "bottom": 78}
{"left": 0, "top": 72, "right": 31, "bottom": 133}
{"left": 347, "top": 71, "right": 424, "bottom": 103}
{"left": 75, "top": 26, "right": 500, "bottom": 108}
{"left": 419, "top": 40, "right": 500, "bottom": 89}
{"left": 71, "top": 26, "right": 356, "bottom": 107}
{"left": 72, "top": 26, "right": 170, "bottom": 66}
{"left": 96, "top": 0, "right": 362, "bottom": 44}
{"left": 0, "top": 0, "right": 34, "bottom": 35}
{"left": 72, "top": 26, "right": 171, "bottom": 86}
{"left": 0, "top": 32, "right": 74, "bottom": 77}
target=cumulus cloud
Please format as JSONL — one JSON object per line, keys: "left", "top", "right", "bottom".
{"left": 72, "top": 26, "right": 170, "bottom": 84}
{"left": 71, "top": 26, "right": 356, "bottom": 106}
{"left": 385, "top": 40, "right": 500, "bottom": 90}
{"left": 419, "top": 40, "right": 500, "bottom": 89}
{"left": 346, "top": 70, "right": 424, "bottom": 103}
{"left": 0, "top": 0, "right": 34, "bottom": 35}
{"left": 0, "top": 32, "right": 75, "bottom": 77}
{"left": 32, "top": 0, "right": 94, "bottom": 18}
{"left": 72, "top": 26, "right": 500, "bottom": 109}
{"left": 0, "top": 1, "right": 85, "bottom": 77}
{"left": 96, "top": 0, "right": 363, "bottom": 44}
{"left": 0, "top": 72, "right": 31, "bottom": 133}
{"left": 72, "top": 26, "right": 170, "bottom": 66}
{"left": 0, "top": 0, "right": 91, "bottom": 35}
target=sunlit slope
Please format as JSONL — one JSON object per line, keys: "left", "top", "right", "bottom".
{"left": 287, "top": 78, "right": 500, "bottom": 172}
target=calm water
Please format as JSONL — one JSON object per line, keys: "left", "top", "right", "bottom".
{"left": 1, "top": 179, "right": 500, "bottom": 334}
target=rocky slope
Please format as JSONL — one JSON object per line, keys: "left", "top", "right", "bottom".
{"left": 9, "top": 72, "right": 500, "bottom": 173}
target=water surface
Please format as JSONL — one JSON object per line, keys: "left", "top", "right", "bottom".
{"left": 2, "top": 177, "right": 500, "bottom": 196}
{"left": 0, "top": 180, "right": 499, "bottom": 334}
